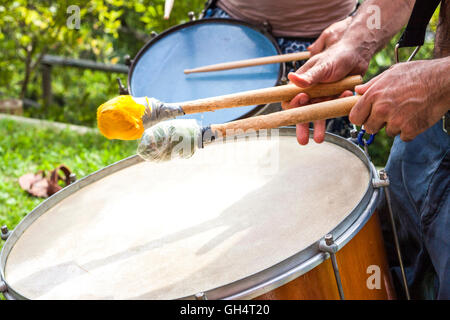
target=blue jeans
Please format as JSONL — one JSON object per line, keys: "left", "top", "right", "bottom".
{"left": 378, "top": 120, "right": 450, "bottom": 299}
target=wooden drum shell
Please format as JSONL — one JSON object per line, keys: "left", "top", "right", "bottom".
{"left": 256, "top": 211, "right": 396, "bottom": 300}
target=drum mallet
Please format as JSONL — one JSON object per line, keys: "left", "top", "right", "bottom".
{"left": 137, "top": 94, "right": 362, "bottom": 162}
{"left": 183, "top": 51, "right": 311, "bottom": 74}
{"left": 97, "top": 75, "right": 362, "bottom": 140}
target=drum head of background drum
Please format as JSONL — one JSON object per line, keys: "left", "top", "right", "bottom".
{"left": 128, "top": 19, "right": 282, "bottom": 126}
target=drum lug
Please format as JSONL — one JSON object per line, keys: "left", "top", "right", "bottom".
{"left": 195, "top": 292, "right": 207, "bottom": 300}
{"left": 1, "top": 225, "right": 10, "bottom": 241}
{"left": 117, "top": 78, "right": 129, "bottom": 95}
{"left": 124, "top": 54, "right": 133, "bottom": 67}
{"left": 319, "top": 234, "right": 345, "bottom": 300}
{"left": 261, "top": 21, "right": 272, "bottom": 34}
{"left": 279, "top": 76, "right": 288, "bottom": 85}
{"left": 69, "top": 173, "right": 77, "bottom": 184}
{"left": 372, "top": 169, "right": 390, "bottom": 188}
{"left": 188, "top": 11, "right": 197, "bottom": 21}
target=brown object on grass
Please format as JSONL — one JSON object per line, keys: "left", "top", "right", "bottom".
{"left": 19, "top": 165, "right": 73, "bottom": 198}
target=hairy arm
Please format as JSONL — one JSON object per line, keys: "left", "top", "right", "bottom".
{"left": 351, "top": 56, "right": 450, "bottom": 141}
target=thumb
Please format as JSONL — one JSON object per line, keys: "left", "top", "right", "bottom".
{"left": 355, "top": 73, "right": 382, "bottom": 95}
{"left": 290, "top": 62, "right": 332, "bottom": 87}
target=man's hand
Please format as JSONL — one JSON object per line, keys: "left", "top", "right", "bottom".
{"left": 281, "top": 40, "right": 371, "bottom": 144}
{"left": 308, "top": 16, "right": 353, "bottom": 56}
{"left": 350, "top": 58, "right": 450, "bottom": 142}
{"left": 282, "top": 0, "right": 415, "bottom": 145}
{"left": 281, "top": 91, "right": 353, "bottom": 145}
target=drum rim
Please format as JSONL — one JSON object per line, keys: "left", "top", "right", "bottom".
{"left": 0, "top": 129, "right": 378, "bottom": 300}
{"left": 127, "top": 18, "right": 285, "bottom": 120}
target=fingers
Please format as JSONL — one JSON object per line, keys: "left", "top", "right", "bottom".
{"left": 312, "top": 120, "right": 326, "bottom": 143}
{"left": 339, "top": 90, "right": 353, "bottom": 98}
{"left": 354, "top": 72, "right": 382, "bottom": 95}
{"left": 385, "top": 123, "right": 400, "bottom": 138}
{"left": 349, "top": 93, "right": 372, "bottom": 126}
{"left": 296, "top": 123, "right": 310, "bottom": 145}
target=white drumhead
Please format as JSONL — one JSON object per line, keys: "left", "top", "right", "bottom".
{"left": 5, "top": 134, "right": 370, "bottom": 299}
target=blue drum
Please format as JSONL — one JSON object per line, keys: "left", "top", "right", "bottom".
{"left": 128, "top": 19, "right": 283, "bottom": 126}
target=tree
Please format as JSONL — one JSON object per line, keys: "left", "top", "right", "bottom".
{"left": 0, "top": 0, "right": 125, "bottom": 99}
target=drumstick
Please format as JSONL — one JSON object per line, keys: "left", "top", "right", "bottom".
{"left": 184, "top": 51, "right": 311, "bottom": 74}
{"left": 97, "top": 75, "right": 362, "bottom": 140}
{"left": 137, "top": 95, "right": 361, "bottom": 162}
{"left": 164, "top": 0, "right": 174, "bottom": 19}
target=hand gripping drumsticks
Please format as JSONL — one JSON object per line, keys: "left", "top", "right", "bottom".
{"left": 137, "top": 94, "right": 362, "bottom": 162}
{"left": 97, "top": 75, "right": 362, "bottom": 140}
{"left": 183, "top": 51, "right": 311, "bottom": 74}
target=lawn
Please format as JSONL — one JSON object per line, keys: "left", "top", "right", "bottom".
{"left": 0, "top": 118, "right": 138, "bottom": 241}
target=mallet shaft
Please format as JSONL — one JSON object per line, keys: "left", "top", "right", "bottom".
{"left": 210, "top": 95, "right": 360, "bottom": 136}
{"left": 179, "top": 75, "right": 362, "bottom": 114}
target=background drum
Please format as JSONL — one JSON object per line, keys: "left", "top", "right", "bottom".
{"left": 127, "top": 18, "right": 283, "bottom": 126}
{"left": 0, "top": 129, "right": 395, "bottom": 299}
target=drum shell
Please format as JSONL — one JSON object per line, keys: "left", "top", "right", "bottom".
{"left": 255, "top": 211, "right": 396, "bottom": 300}
{"left": 0, "top": 129, "right": 392, "bottom": 300}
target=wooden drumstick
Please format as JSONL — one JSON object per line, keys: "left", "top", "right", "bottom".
{"left": 97, "top": 75, "right": 362, "bottom": 140}
{"left": 164, "top": 0, "right": 174, "bottom": 19}
{"left": 210, "top": 95, "right": 360, "bottom": 136}
{"left": 184, "top": 51, "right": 311, "bottom": 74}
{"left": 178, "top": 75, "right": 361, "bottom": 113}
{"left": 137, "top": 95, "right": 362, "bottom": 162}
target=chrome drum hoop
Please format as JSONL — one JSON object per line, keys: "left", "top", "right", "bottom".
{"left": 0, "top": 128, "right": 378, "bottom": 300}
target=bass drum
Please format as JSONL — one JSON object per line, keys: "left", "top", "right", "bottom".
{"left": 128, "top": 18, "right": 283, "bottom": 126}
{"left": 1, "top": 129, "right": 395, "bottom": 299}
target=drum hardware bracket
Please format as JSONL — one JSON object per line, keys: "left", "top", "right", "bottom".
{"left": 261, "top": 21, "right": 272, "bottom": 34}
{"left": 117, "top": 78, "right": 129, "bottom": 95}
{"left": 150, "top": 31, "right": 158, "bottom": 39}
{"left": 375, "top": 169, "right": 411, "bottom": 300}
{"left": 124, "top": 54, "right": 133, "bottom": 67}
{"left": 188, "top": 11, "right": 197, "bottom": 21}
{"left": 69, "top": 173, "right": 77, "bottom": 184}
{"left": 195, "top": 292, "right": 207, "bottom": 300}
{"left": 319, "top": 234, "right": 345, "bottom": 300}
{"left": 1, "top": 225, "right": 10, "bottom": 241}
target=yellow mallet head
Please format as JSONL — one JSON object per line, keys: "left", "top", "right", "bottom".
{"left": 97, "top": 95, "right": 147, "bottom": 140}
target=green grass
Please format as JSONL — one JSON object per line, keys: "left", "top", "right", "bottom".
{"left": 0, "top": 118, "right": 137, "bottom": 237}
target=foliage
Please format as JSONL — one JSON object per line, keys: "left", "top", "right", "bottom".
{"left": 0, "top": 118, "right": 137, "bottom": 230}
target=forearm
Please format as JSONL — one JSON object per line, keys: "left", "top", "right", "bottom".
{"left": 342, "top": 0, "right": 415, "bottom": 60}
